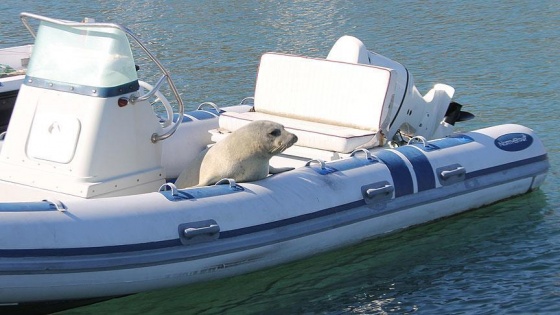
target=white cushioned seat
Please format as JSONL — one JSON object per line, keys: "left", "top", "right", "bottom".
{"left": 219, "top": 52, "right": 396, "bottom": 153}
{"left": 220, "top": 111, "right": 378, "bottom": 153}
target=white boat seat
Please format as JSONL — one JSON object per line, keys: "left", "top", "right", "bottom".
{"left": 219, "top": 52, "right": 396, "bottom": 153}
{"left": 220, "top": 111, "right": 377, "bottom": 153}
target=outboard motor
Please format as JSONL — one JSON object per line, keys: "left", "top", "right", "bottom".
{"left": 327, "top": 36, "right": 472, "bottom": 144}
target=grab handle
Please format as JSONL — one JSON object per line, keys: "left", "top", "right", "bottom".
{"left": 178, "top": 220, "right": 220, "bottom": 245}
{"left": 183, "top": 224, "right": 220, "bottom": 239}
{"left": 440, "top": 166, "right": 466, "bottom": 180}
{"left": 437, "top": 164, "right": 466, "bottom": 185}
{"left": 365, "top": 185, "right": 394, "bottom": 199}
{"left": 361, "top": 181, "right": 394, "bottom": 205}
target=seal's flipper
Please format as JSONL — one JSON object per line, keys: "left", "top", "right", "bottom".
{"left": 269, "top": 166, "right": 294, "bottom": 174}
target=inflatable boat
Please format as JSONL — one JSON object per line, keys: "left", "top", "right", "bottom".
{"left": 0, "top": 13, "right": 549, "bottom": 305}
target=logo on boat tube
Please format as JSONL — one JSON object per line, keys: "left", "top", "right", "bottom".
{"left": 494, "top": 133, "right": 533, "bottom": 151}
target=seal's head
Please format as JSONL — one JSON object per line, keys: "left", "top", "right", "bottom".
{"left": 245, "top": 120, "right": 298, "bottom": 157}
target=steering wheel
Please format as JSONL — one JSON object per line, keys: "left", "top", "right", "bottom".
{"left": 138, "top": 80, "right": 174, "bottom": 128}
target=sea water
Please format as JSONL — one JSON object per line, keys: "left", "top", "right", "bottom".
{"left": 1, "top": 0, "right": 558, "bottom": 314}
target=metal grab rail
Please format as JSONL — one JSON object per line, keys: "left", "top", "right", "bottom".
{"left": 131, "top": 75, "right": 167, "bottom": 104}
{"left": 19, "top": 12, "right": 185, "bottom": 143}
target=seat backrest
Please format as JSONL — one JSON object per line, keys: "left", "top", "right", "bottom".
{"left": 254, "top": 53, "right": 396, "bottom": 131}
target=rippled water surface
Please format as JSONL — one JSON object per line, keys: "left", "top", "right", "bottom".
{"left": 1, "top": 0, "right": 559, "bottom": 314}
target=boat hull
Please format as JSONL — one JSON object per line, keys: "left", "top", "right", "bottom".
{"left": 0, "top": 123, "right": 549, "bottom": 303}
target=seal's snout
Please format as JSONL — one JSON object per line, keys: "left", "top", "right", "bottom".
{"left": 289, "top": 133, "right": 298, "bottom": 146}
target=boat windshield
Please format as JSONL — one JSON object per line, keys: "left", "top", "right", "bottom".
{"left": 26, "top": 21, "right": 138, "bottom": 88}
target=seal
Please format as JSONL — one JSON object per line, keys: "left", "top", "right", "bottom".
{"left": 175, "top": 120, "right": 298, "bottom": 188}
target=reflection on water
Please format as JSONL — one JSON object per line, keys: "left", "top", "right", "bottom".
{"left": 1, "top": 0, "right": 559, "bottom": 314}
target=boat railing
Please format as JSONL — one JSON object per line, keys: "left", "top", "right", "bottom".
{"left": 19, "top": 12, "right": 185, "bottom": 142}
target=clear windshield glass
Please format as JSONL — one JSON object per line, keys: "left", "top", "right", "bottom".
{"left": 26, "top": 21, "right": 138, "bottom": 87}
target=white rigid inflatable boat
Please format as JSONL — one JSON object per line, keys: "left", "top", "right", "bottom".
{"left": 0, "top": 13, "right": 549, "bottom": 305}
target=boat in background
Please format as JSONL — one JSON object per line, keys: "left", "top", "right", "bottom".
{"left": 0, "top": 12, "right": 549, "bottom": 306}
{"left": 0, "top": 44, "right": 32, "bottom": 133}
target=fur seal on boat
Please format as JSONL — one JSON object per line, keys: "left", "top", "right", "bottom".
{"left": 175, "top": 120, "right": 298, "bottom": 188}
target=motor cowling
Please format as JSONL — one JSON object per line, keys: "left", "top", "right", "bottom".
{"left": 327, "top": 35, "right": 468, "bottom": 144}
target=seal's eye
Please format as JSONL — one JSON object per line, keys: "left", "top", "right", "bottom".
{"left": 269, "top": 129, "right": 281, "bottom": 137}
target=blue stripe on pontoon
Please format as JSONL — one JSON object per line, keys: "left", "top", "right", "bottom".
{"left": 179, "top": 109, "right": 224, "bottom": 123}
{"left": 466, "top": 154, "right": 548, "bottom": 179}
{"left": 220, "top": 200, "right": 364, "bottom": 238}
{"left": 412, "top": 134, "right": 475, "bottom": 152}
{"left": 0, "top": 239, "right": 183, "bottom": 257}
{"left": 0, "top": 201, "right": 365, "bottom": 258}
{"left": 174, "top": 113, "right": 192, "bottom": 122}
{"left": 0, "top": 154, "right": 547, "bottom": 258}
{"left": 376, "top": 150, "right": 414, "bottom": 197}
{"left": 396, "top": 146, "right": 435, "bottom": 192}
{"left": 187, "top": 110, "right": 219, "bottom": 120}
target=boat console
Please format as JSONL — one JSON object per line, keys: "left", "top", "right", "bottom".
{"left": 0, "top": 13, "right": 184, "bottom": 199}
